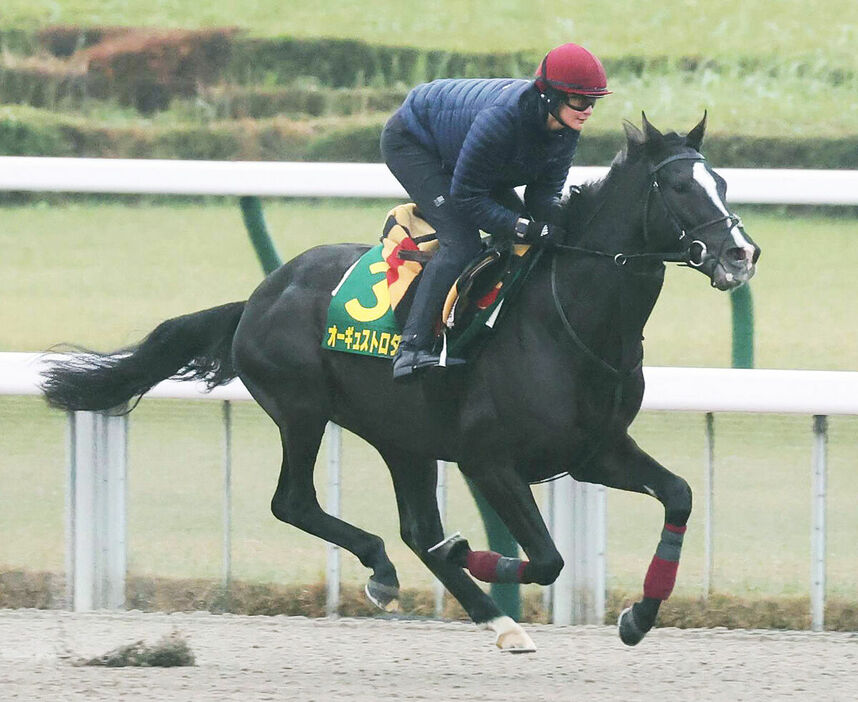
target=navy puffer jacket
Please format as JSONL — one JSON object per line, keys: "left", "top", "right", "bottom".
{"left": 396, "top": 78, "right": 579, "bottom": 238}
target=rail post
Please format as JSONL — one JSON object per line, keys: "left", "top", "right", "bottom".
{"left": 811, "top": 415, "right": 828, "bottom": 631}
{"left": 325, "top": 422, "right": 343, "bottom": 617}
{"left": 550, "top": 476, "right": 606, "bottom": 625}
{"left": 222, "top": 401, "right": 233, "bottom": 594}
{"left": 730, "top": 284, "right": 754, "bottom": 368}
{"left": 434, "top": 460, "right": 448, "bottom": 617}
{"left": 239, "top": 196, "right": 283, "bottom": 275}
{"left": 703, "top": 412, "right": 715, "bottom": 598}
{"left": 66, "top": 410, "right": 127, "bottom": 611}
{"left": 464, "top": 478, "right": 521, "bottom": 620}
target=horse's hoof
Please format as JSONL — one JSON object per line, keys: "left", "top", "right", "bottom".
{"left": 365, "top": 579, "right": 400, "bottom": 613}
{"left": 618, "top": 605, "right": 647, "bottom": 646}
{"left": 485, "top": 616, "right": 536, "bottom": 653}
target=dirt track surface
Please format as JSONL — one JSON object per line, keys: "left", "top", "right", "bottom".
{"left": 1, "top": 610, "right": 856, "bottom": 701}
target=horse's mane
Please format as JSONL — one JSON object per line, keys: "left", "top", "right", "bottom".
{"left": 564, "top": 131, "right": 689, "bottom": 235}
{"left": 563, "top": 147, "right": 635, "bottom": 234}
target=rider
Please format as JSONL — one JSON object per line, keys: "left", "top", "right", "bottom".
{"left": 381, "top": 43, "right": 611, "bottom": 381}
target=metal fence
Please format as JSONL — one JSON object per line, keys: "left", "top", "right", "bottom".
{"left": 3, "top": 353, "right": 857, "bottom": 630}
{"left": 1, "top": 157, "right": 857, "bottom": 204}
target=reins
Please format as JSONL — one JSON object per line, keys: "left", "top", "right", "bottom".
{"left": 549, "top": 254, "right": 641, "bottom": 379}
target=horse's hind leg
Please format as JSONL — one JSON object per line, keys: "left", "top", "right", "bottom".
{"left": 266, "top": 410, "right": 400, "bottom": 602}
{"left": 581, "top": 434, "right": 692, "bottom": 646}
{"left": 377, "top": 446, "right": 535, "bottom": 652}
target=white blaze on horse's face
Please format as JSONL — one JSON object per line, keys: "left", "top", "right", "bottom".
{"left": 692, "top": 162, "right": 756, "bottom": 271}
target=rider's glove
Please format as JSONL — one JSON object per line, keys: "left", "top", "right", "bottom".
{"left": 514, "top": 217, "right": 564, "bottom": 249}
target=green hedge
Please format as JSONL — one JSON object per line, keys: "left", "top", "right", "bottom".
{"left": 198, "top": 85, "right": 407, "bottom": 119}
{"left": 126, "top": 34, "right": 543, "bottom": 89}
{"left": 19, "top": 29, "right": 854, "bottom": 88}
{"left": 0, "top": 61, "right": 408, "bottom": 118}
{"left": 226, "top": 38, "right": 854, "bottom": 87}
{"left": 0, "top": 29, "right": 38, "bottom": 54}
{"left": 2, "top": 108, "right": 856, "bottom": 168}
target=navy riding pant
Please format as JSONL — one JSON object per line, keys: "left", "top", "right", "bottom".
{"left": 380, "top": 112, "right": 525, "bottom": 348}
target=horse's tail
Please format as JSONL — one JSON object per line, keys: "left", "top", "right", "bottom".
{"left": 41, "top": 301, "right": 246, "bottom": 412}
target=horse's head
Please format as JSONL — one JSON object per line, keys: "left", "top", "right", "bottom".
{"left": 623, "top": 113, "right": 761, "bottom": 290}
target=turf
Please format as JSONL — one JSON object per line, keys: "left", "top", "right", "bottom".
{"left": 1, "top": 200, "right": 857, "bottom": 369}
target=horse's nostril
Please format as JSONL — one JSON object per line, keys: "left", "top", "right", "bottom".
{"left": 728, "top": 247, "right": 746, "bottom": 262}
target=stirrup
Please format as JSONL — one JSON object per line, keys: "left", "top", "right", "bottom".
{"left": 392, "top": 345, "right": 464, "bottom": 382}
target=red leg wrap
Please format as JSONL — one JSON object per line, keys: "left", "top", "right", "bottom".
{"left": 466, "top": 551, "right": 501, "bottom": 582}
{"left": 642, "top": 524, "right": 686, "bottom": 600}
{"left": 643, "top": 556, "right": 680, "bottom": 600}
{"left": 465, "top": 550, "right": 529, "bottom": 583}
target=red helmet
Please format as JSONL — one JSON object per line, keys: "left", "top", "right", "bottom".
{"left": 534, "top": 43, "right": 611, "bottom": 97}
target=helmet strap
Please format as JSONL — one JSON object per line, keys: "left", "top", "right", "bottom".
{"left": 539, "top": 89, "right": 578, "bottom": 132}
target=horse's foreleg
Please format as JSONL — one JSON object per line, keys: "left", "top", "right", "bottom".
{"left": 378, "top": 447, "right": 531, "bottom": 650}
{"left": 585, "top": 436, "right": 692, "bottom": 646}
{"left": 269, "top": 413, "right": 399, "bottom": 600}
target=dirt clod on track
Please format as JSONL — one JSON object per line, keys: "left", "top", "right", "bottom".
{"left": 1, "top": 609, "right": 855, "bottom": 701}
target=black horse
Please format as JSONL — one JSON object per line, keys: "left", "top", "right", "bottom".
{"left": 42, "top": 114, "right": 759, "bottom": 652}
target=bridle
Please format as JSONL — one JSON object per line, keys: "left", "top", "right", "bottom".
{"left": 554, "top": 150, "right": 745, "bottom": 269}
{"left": 642, "top": 152, "right": 745, "bottom": 269}
{"left": 548, "top": 149, "right": 746, "bottom": 378}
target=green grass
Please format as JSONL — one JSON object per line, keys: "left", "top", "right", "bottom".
{"left": 2, "top": 0, "right": 856, "bottom": 64}
{"left": 2, "top": 200, "right": 857, "bottom": 369}
{"left": 0, "top": 199, "right": 856, "bottom": 600}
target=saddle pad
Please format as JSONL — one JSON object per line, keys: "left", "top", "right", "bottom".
{"left": 323, "top": 243, "right": 402, "bottom": 358}
{"left": 381, "top": 203, "right": 439, "bottom": 311}
{"left": 323, "top": 203, "right": 437, "bottom": 359}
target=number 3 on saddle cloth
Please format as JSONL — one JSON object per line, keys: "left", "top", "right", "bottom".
{"left": 322, "top": 203, "right": 541, "bottom": 361}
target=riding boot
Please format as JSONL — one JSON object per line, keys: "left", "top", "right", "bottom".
{"left": 392, "top": 257, "right": 465, "bottom": 382}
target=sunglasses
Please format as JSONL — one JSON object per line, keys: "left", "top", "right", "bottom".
{"left": 565, "top": 96, "right": 597, "bottom": 112}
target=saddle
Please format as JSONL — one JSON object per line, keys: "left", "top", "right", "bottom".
{"left": 382, "top": 203, "right": 532, "bottom": 327}
{"left": 322, "top": 203, "right": 538, "bottom": 359}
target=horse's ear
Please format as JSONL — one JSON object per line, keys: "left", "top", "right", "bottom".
{"left": 641, "top": 111, "right": 663, "bottom": 143}
{"left": 686, "top": 110, "right": 708, "bottom": 151}
{"left": 623, "top": 119, "right": 645, "bottom": 149}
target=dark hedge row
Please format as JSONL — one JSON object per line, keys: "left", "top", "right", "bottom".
{"left": 0, "top": 28, "right": 37, "bottom": 54}
{"left": 310, "top": 126, "right": 858, "bottom": 169}
{"left": 12, "top": 28, "right": 855, "bottom": 88}
{"left": 223, "top": 37, "right": 856, "bottom": 88}
{"left": 2, "top": 112, "right": 854, "bottom": 169}
{"left": 0, "top": 62, "right": 408, "bottom": 117}
{"left": 225, "top": 37, "right": 540, "bottom": 88}
{"left": 198, "top": 85, "right": 407, "bottom": 120}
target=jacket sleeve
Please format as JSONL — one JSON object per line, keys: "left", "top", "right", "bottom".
{"left": 449, "top": 107, "right": 521, "bottom": 239}
{"left": 524, "top": 156, "right": 572, "bottom": 222}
